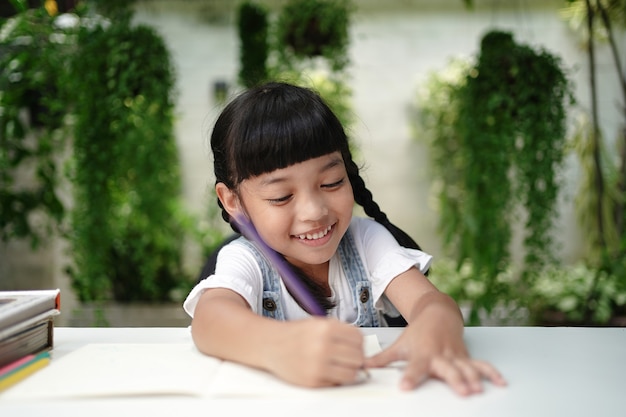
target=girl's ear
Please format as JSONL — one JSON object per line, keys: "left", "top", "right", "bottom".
{"left": 215, "top": 182, "right": 242, "bottom": 218}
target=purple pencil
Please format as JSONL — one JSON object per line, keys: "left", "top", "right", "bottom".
{"left": 231, "top": 213, "right": 326, "bottom": 317}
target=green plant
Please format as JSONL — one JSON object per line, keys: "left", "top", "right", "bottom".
{"left": 270, "top": 0, "right": 355, "bottom": 130}
{"left": 413, "top": 30, "right": 573, "bottom": 324}
{"left": 429, "top": 255, "right": 626, "bottom": 325}
{"left": 273, "top": 0, "right": 352, "bottom": 73}
{"left": 567, "top": 108, "right": 626, "bottom": 322}
{"left": 85, "top": 0, "right": 137, "bottom": 20}
{"left": 0, "top": 5, "right": 74, "bottom": 248}
{"left": 457, "top": 1, "right": 626, "bottom": 324}
{"left": 67, "top": 18, "right": 190, "bottom": 303}
{"left": 274, "top": 68, "right": 354, "bottom": 131}
{"left": 561, "top": 0, "right": 626, "bottom": 323}
{"left": 232, "top": 0, "right": 355, "bottom": 133}
{"left": 237, "top": 1, "right": 269, "bottom": 88}
{"left": 412, "top": 56, "right": 472, "bottom": 259}
{"left": 1, "top": 2, "right": 227, "bottom": 304}
{"left": 530, "top": 262, "right": 626, "bottom": 324}
{"left": 426, "top": 257, "right": 526, "bottom": 324}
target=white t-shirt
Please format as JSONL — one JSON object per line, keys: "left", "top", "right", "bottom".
{"left": 183, "top": 217, "right": 432, "bottom": 324}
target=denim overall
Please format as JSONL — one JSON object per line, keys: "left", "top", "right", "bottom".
{"left": 235, "top": 230, "right": 381, "bottom": 327}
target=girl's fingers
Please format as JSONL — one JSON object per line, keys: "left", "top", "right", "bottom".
{"left": 430, "top": 357, "right": 472, "bottom": 396}
{"left": 322, "top": 364, "right": 360, "bottom": 386}
{"left": 331, "top": 349, "right": 364, "bottom": 368}
{"left": 366, "top": 351, "right": 393, "bottom": 368}
{"left": 399, "top": 356, "right": 429, "bottom": 391}
{"left": 365, "top": 343, "right": 407, "bottom": 368}
{"left": 470, "top": 359, "right": 508, "bottom": 386}
{"left": 404, "top": 356, "right": 507, "bottom": 396}
{"left": 452, "top": 358, "right": 484, "bottom": 393}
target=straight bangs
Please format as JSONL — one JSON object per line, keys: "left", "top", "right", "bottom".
{"left": 231, "top": 88, "right": 346, "bottom": 183}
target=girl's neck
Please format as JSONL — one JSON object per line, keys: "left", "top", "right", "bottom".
{"left": 298, "top": 261, "right": 331, "bottom": 296}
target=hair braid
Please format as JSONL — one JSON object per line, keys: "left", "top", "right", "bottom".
{"left": 344, "top": 157, "right": 423, "bottom": 251}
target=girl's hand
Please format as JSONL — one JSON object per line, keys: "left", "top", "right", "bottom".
{"left": 375, "top": 268, "right": 507, "bottom": 396}
{"left": 268, "top": 317, "right": 366, "bottom": 388}
{"left": 365, "top": 318, "right": 507, "bottom": 396}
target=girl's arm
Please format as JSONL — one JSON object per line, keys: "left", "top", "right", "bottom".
{"left": 191, "top": 287, "right": 366, "bottom": 387}
{"left": 366, "top": 268, "right": 507, "bottom": 395}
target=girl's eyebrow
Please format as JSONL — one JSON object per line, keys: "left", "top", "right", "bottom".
{"left": 259, "top": 155, "right": 344, "bottom": 187}
{"left": 324, "top": 155, "right": 344, "bottom": 170}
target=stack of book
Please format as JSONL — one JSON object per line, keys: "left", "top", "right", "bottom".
{"left": 0, "top": 289, "right": 60, "bottom": 391}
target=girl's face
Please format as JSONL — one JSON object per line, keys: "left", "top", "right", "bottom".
{"left": 238, "top": 151, "right": 354, "bottom": 271}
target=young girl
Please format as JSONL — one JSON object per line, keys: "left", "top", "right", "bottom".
{"left": 184, "top": 82, "right": 506, "bottom": 395}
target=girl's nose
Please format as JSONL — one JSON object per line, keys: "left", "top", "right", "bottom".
{"left": 297, "top": 194, "right": 328, "bottom": 221}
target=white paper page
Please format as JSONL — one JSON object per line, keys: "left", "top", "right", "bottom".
{"left": 205, "top": 334, "right": 405, "bottom": 398}
{"left": 1, "top": 343, "right": 220, "bottom": 400}
{"left": 1, "top": 335, "right": 407, "bottom": 401}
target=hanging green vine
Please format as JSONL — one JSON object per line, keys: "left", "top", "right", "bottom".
{"left": 273, "top": 0, "right": 352, "bottom": 73}
{"left": 0, "top": 7, "right": 72, "bottom": 248}
{"left": 415, "top": 30, "right": 573, "bottom": 323}
{"left": 237, "top": 1, "right": 269, "bottom": 88}
{"left": 68, "top": 18, "right": 189, "bottom": 302}
{"left": 234, "top": 0, "right": 356, "bottom": 132}
{"left": 1, "top": 2, "right": 226, "bottom": 304}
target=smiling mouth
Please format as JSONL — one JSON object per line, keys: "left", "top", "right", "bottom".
{"left": 294, "top": 225, "right": 333, "bottom": 241}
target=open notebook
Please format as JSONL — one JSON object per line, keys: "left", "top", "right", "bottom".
{"left": 0, "top": 335, "right": 406, "bottom": 400}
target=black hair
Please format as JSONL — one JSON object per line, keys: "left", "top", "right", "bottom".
{"left": 212, "top": 82, "right": 345, "bottom": 193}
{"left": 211, "top": 82, "right": 422, "bottom": 311}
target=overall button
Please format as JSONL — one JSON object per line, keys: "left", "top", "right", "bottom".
{"left": 359, "top": 288, "right": 370, "bottom": 303}
{"left": 263, "top": 298, "right": 277, "bottom": 311}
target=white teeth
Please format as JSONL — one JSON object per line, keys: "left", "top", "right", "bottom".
{"left": 297, "top": 225, "right": 332, "bottom": 240}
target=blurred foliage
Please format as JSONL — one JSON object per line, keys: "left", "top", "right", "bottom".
{"left": 0, "top": 5, "right": 74, "bottom": 248}
{"left": 429, "top": 256, "right": 626, "bottom": 325}
{"left": 274, "top": 68, "right": 355, "bottom": 133}
{"left": 561, "top": 0, "right": 626, "bottom": 324}
{"left": 426, "top": 258, "right": 521, "bottom": 325}
{"left": 529, "top": 262, "right": 626, "bottom": 324}
{"left": 68, "top": 19, "right": 189, "bottom": 302}
{"left": 1, "top": 1, "right": 225, "bottom": 303}
{"left": 413, "top": 30, "right": 574, "bottom": 324}
{"left": 561, "top": 0, "right": 626, "bottom": 39}
{"left": 234, "top": 0, "right": 355, "bottom": 133}
{"left": 84, "top": 0, "right": 137, "bottom": 21}
{"left": 569, "top": 113, "right": 625, "bottom": 275}
{"left": 236, "top": 1, "right": 269, "bottom": 88}
{"left": 420, "top": 1, "right": 626, "bottom": 324}
{"left": 273, "top": 0, "right": 352, "bottom": 73}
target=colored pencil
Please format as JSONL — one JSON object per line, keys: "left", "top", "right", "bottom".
{"left": 0, "top": 350, "right": 50, "bottom": 391}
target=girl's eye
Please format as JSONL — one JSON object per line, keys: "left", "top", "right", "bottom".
{"left": 266, "top": 178, "right": 344, "bottom": 204}
{"left": 267, "top": 195, "right": 292, "bottom": 204}
{"left": 322, "top": 178, "right": 345, "bottom": 189}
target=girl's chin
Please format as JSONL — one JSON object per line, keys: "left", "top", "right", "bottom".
{"left": 285, "top": 241, "right": 339, "bottom": 267}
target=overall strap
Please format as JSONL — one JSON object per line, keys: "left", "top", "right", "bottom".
{"left": 337, "top": 229, "right": 380, "bottom": 327}
{"left": 235, "top": 230, "right": 380, "bottom": 327}
{"left": 234, "top": 237, "right": 285, "bottom": 320}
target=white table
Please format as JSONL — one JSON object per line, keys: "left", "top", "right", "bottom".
{"left": 1, "top": 326, "right": 625, "bottom": 417}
